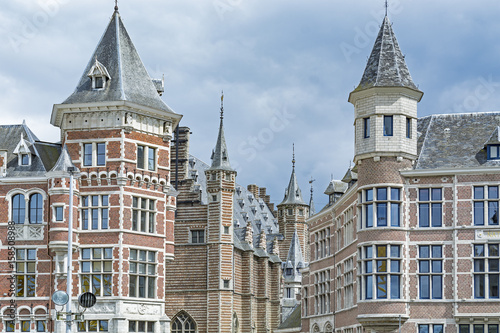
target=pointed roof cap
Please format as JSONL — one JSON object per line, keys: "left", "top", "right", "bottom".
{"left": 484, "top": 126, "right": 500, "bottom": 146}
{"left": 62, "top": 10, "right": 176, "bottom": 114}
{"left": 308, "top": 179, "right": 316, "bottom": 216}
{"left": 285, "top": 230, "right": 305, "bottom": 272}
{"left": 353, "top": 16, "right": 420, "bottom": 93}
{"left": 209, "top": 92, "right": 234, "bottom": 171}
{"left": 48, "top": 145, "right": 79, "bottom": 175}
{"left": 279, "top": 147, "right": 306, "bottom": 206}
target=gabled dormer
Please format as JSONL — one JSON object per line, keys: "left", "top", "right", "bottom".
{"left": 87, "top": 58, "right": 111, "bottom": 90}
{"left": 484, "top": 126, "right": 500, "bottom": 160}
{"left": 13, "top": 133, "right": 32, "bottom": 166}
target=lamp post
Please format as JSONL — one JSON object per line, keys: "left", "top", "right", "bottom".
{"left": 66, "top": 166, "right": 75, "bottom": 333}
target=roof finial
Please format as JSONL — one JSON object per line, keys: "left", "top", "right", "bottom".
{"left": 309, "top": 177, "right": 315, "bottom": 194}
{"left": 220, "top": 90, "right": 224, "bottom": 120}
{"left": 292, "top": 143, "right": 296, "bottom": 169}
{"left": 385, "top": 0, "right": 388, "bottom": 17}
{"left": 115, "top": 0, "right": 119, "bottom": 11}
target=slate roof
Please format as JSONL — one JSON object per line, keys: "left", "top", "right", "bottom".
{"left": 283, "top": 230, "right": 307, "bottom": 282}
{"left": 0, "top": 124, "right": 61, "bottom": 177}
{"left": 277, "top": 305, "right": 301, "bottom": 330}
{"left": 416, "top": 112, "right": 500, "bottom": 169}
{"left": 324, "top": 179, "right": 348, "bottom": 195}
{"left": 279, "top": 166, "right": 306, "bottom": 206}
{"left": 62, "top": 9, "right": 176, "bottom": 115}
{"left": 354, "top": 16, "right": 419, "bottom": 92}
{"left": 209, "top": 115, "right": 233, "bottom": 172}
{"left": 187, "top": 155, "right": 281, "bottom": 257}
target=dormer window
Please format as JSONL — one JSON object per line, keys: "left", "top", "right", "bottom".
{"left": 488, "top": 145, "right": 500, "bottom": 160}
{"left": 87, "top": 58, "right": 111, "bottom": 90}
{"left": 14, "top": 133, "right": 32, "bottom": 167}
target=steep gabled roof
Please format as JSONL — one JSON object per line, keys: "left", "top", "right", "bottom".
{"left": 62, "top": 9, "right": 175, "bottom": 114}
{"left": 209, "top": 113, "right": 233, "bottom": 171}
{"left": 354, "top": 16, "right": 419, "bottom": 92}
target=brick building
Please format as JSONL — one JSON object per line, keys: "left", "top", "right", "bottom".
{"left": 302, "top": 13, "right": 500, "bottom": 333}
{"left": 0, "top": 7, "right": 310, "bottom": 333}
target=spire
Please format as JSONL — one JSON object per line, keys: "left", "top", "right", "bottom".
{"left": 279, "top": 146, "right": 306, "bottom": 206}
{"left": 283, "top": 229, "right": 305, "bottom": 278}
{"left": 209, "top": 91, "right": 233, "bottom": 171}
{"left": 308, "top": 177, "right": 316, "bottom": 217}
{"left": 385, "top": 0, "right": 388, "bottom": 17}
{"left": 352, "top": 15, "right": 420, "bottom": 93}
{"left": 61, "top": 10, "right": 176, "bottom": 114}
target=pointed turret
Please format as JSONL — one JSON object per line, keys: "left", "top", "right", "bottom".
{"left": 348, "top": 15, "right": 423, "bottom": 165}
{"left": 308, "top": 179, "right": 315, "bottom": 217}
{"left": 279, "top": 148, "right": 306, "bottom": 206}
{"left": 284, "top": 230, "right": 305, "bottom": 275}
{"left": 61, "top": 10, "right": 173, "bottom": 113}
{"left": 352, "top": 16, "right": 420, "bottom": 94}
{"left": 209, "top": 93, "right": 233, "bottom": 172}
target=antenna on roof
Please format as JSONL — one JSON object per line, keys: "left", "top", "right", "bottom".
{"left": 115, "top": 0, "right": 119, "bottom": 11}
{"left": 220, "top": 90, "right": 224, "bottom": 120}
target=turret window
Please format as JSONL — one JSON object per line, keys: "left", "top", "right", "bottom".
{"left": 360, "top": 187, "right": 401, "bottom": 228}
{"left": 87, "top": 58, "right": 110, "bottom": 91}
{"left": 137, "top": 145, "right": 156, "bottom": 171}
{"left": 83, "top": 142, "right": 106, "bottom": 167}
{"left": 21, "top": 154, "right": 30, "bottom": 166}
{"left": 363, "top": 117, "right": 370, "bottom": 138}
{"left": 406, "top": 117, "right": 412, "bottom": 138}
{"left": 383, "top": 115, "right": 393, "bottom": 136}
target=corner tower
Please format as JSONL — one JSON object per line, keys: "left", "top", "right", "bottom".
{"left": 204, "top": 94, "right": 237, "bottom": 332}
{"left": 348, "top": 15, "right": 423, "bottom": 170}
{"left": 277, "top": 148, "right": 309, "bottom": 263}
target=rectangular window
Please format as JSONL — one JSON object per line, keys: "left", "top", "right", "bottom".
{"left": 314, "top": 270, "right": 330, "bottom": 314}
{"left": 78, "top": 320, "right": 109, "bottom": 332}
{"left": 488, "top": 145, "right": 500, "bottom": 160}
{"left": 81, "top": 248, "right": 112, "bottom": 296}
{"left": 419, "top": 245, "right": 443, "bottom": 299}
{"left": 81, "top": 195, "right": 109, "bottom": 230}
{"left": 21, "top": 154, "right": 30, "bottom": 165}
{"left": 362, "top": 187, "right": 401, "bottom": 228}
{"left": 132, "top": 197, "right": 156, "bottom": 233}
{"left": 360, "top": 244, "right": 400, "bottom": 300}
{"left": 419, "top": 188, "right": 442, "bottom": 227}
{"left": 83, "top": 143, "right": 105, "bottom": 166}
{"left": 137, "top": 145, "right": 156, "bottom": 171}
{"left": 16, "top": 249, "right": 36, "bottom": 297}
{"left": 55, "top": 206, "right": 64, "bottom": 221}
{"left": 419, "top": 325, "right": 444, "bottom": 333}
{"left": 406, "top": 117, "right": 412, "bottom": 138}
{"left": 129, "top": 249, "right": 156, "bottom": 298}
{"left": 36, "top": 320, "right": 46, "bottom": 332}
{"left": 5, "top": 321, "right": 14, "bottom": 332}
{"left": 191, "top": 230, "right": 205, "bottom": 243}
{"left": 363, "top": 117, "right": 370, "bottom": 138}
{"left": 129, "top": 321, "right": 154, "bottom": 333}
{"left": 383, "top": 115, "right": 393, "bottom": 136}
{"left": 21, "top": 320, "right": 30, "bottom": 332}
{"left": 461, "top": 325, "right": 498, "bottom": 333}
{"left": 474, "top": 243, "right": 500, "bottom": 298}
{"left": 474, "top": 186, "right": 499, "bottom": 226}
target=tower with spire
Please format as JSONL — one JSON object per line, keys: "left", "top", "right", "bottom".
{"left": 277, "top": 146, "right": 309, "bottom": 272}
{"left": 204, "top": 92, "right": 238, "bottom": 332}
{"left": 348, "top": 14, "right": 423, "bottom": 174}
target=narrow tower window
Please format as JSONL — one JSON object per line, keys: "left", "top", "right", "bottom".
{"left": 363, "top": 117, "right": 370, "bottom": 138}
{"left": 406, "top": 117, "right": 412, "bottom": 138}
{"left": 383, "top": 116, "right": 393, "bottom": 136}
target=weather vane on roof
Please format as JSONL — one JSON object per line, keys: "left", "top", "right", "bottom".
{"left": 220, "top": 90, "right": 224, "bottom": 120}
{"left": 385, "top": 0, "right": 388, "bottom": 16}
{"left": 115, "top": 0, "right": 118, "bottom": 11}
{"left": 292, "top": 143, "right": 296, "bottom": 169}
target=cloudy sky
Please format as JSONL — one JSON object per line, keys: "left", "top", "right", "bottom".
{"left": 1, "top": 0, "right": 500, "bottom": 210}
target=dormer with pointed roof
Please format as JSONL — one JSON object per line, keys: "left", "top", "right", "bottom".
{"left": 348, "top": 15, "right": 423, "bottom": 164}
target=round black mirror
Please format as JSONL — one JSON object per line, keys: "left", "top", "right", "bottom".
{"left": 78, "top": 292, "right": 96, "bottom": 308}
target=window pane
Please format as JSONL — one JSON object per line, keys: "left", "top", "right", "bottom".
{"left": 432, "top": 260, "right": 442, "bottom": 273}
{"left": 138, "top": 276, "right": 145, "bottom": 298}
{"left": 84, "top": 143, "right": 93, "bottom": 166}
{"left": 475, "top": 186, "right": 485, "bottom": 199}
{"left": 432, "top": 245, "right": 442, "bottom": 258}
{"left": 475, "top": 325, "right": 485, "bottom": 333}
{"left": 366, "top": 204, "right": 373, "bottom": 228}
{"left": 419, "top": 275, "right": 430, "bottom": 299}
{"left": 377, "top": 203, "right": 387, "bottom": 227}
{"left": 104, "top": 248, "right": 113, "bottom": 259}
{"left": 420, "top": 189, "right": 429, "bottom": 201}
{"left": 489, "top": 201, "right": 498, "bottom": 225}
{"left": 390, "top": 275, "right": 400, "bottom": 299}
{"left": 475, "top": 244, "right": 485, "bottom": 257}
{"left": 391, "top": 203, "right": 400, "bottom": 226}
{"left": 365, "top": 275, "right": 372, "bottom": 299}
{"left": 100, "top": 320, "right": 108, "bottom": 332}
{"left": 365, "top": 261, "right": 372, "bottom": 274}
{"left": 391, "top": 188, "right": 400, "bottom": 201}
{"left": 377, "top": 245, "right": 387, "bottom": 257}
{"left": 432, "top": 188, "right": 442, "bottom": 201}
{"left": 434, "top": 325, "right": 444, "bottom": 333}
{"left": 377, "top": 188, "right": 387, "bottom": 200}
{"left": 460, "top": 325, "right": 470, "bottom": 333}
{"left": 390, "top": 245, "right": 400, "bottom": 258}
{"left": 383, "top": 115, "right": 393, "bottom": 136}
{"left": 489, "top": 186, "right": 499, "bottom": 199}
{"left": 489, "top": 244, "right": 499, "bottom": 257}
{"left": 474, "top": 259, "right": 485, "bottom": 272}
{"left": 376, "top": 275, "right": 387, "bottom": 298}
{"left": 489, "top": 259, "right": 499, "bottom": 272}
{"left": 431, "top": 203, "right": 442, "bottom": 227}
{"left": 474, "top": 274, "right": 485, "bottom": 298}
{"left": 365, "top": 246, "right": 373, "bottom": 259}
{"left": 137, "top": 145, "right": 145, "bottom": 169}
{"left": 475, "top": 201, "right": 485, "bottom": 225}
{"left": 377, "top": 260, "right": 387, "bottom": 272}
{"left": 129, "top": 275, "right": 136, "bottom": 297}
{"left": 391, "top": 260, "right": 400, "bottom": 273}
{"left": 148, "top": 276, "right": 155, "bottom": 298}
{"left": 420, "top": 260, "right": 430, "bottom": 273}
{"left": 364, "top": 117, "right": 370, "bottom": 138}
{"left": 56, "top": 206, "right": 63, "bottom": 221}
{"left": 419, "top": 325, "right": 430, "bottom": 333}
{"left": 419, "top": 203, "right": 429, "bottom": 227}
{"left": 148, "top": 147, "right": 156, "bottom": 171}
{"left": 432, "top": 275, "right": 442, "bottom": 298}
{"left": 97, "top": 143, "right": 105, "bottom": 166}
{"left": 365, "top": 189, "right": 373, "bottom": 202}
{"left": 490, "top": 274, "right": 499, "bottom": 298}
{"left": 489, "top": 325, "right": 499, "bottom": 333}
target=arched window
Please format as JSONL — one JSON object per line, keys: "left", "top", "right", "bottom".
{"left": 12, "top": 194, "right": 25, "bottom": 224}
{"left": 172, "top": 312, "right": 196, "bottom": 333}
{"left": 29, "top": 193, "right": 43, "bottom": 224}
